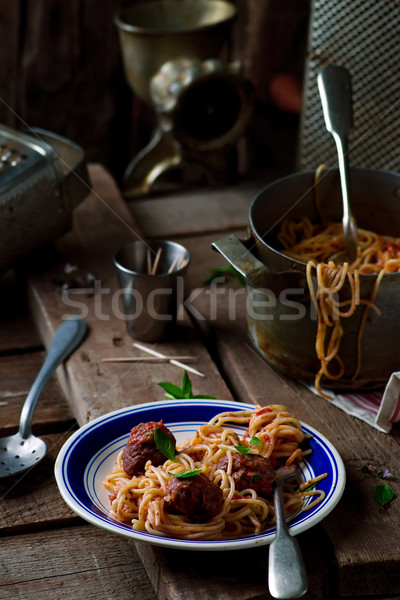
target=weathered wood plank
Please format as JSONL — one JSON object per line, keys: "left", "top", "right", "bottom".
{"left": 26, "top": 164, "right": 234, "bottom": 427}
{"left": 0, "top": 352, "right": 75, "bottom": 437}
{"left": 0, "top": 432, "right": 79, "bottom": 535}
{"left": 136, "top": 525, "right": 331, "bottom": 600}
{"left": 0, "top": 271, "right": 39, "bottom": 353}
{"left": 127, "top": 173, "right": 269, "bottom": 239}
{"left": 0, "top": 525, "right": 155, "bottom": 600}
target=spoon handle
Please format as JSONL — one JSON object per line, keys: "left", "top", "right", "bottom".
{"left": 268, "top": 479, "right": 308, "bottom": 599}
{"left": 19, "top": 317, "right": 87, "bottom": 439}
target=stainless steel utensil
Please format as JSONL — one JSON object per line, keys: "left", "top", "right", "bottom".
{"left": 268, "top": 466, "right": 308, "bottom": 599}
{"left": 318, "top": 64, "right": 358, "bottom": 263}
{"left": 0, "top": 317, "right": 87, "bottom": 479}
{"left": 0, "top": 125, "right": 90, "bottom": 275}
{"left": 114, "top": 239, "right": 190, "bottom": 342}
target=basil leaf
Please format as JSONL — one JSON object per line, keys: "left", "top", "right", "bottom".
{"left": 182, "top": 370, "right": 192, "bottom": 398}
{"left": 157, "top": 381, "right": 186, "bottom": 399}
{"left": 374, "top": 484, "right": 395, "bottom": 507}
{"left": 154, "top": 427, "right": 176, "bottom": 461}
{"left": 250, "top": 436, "right": 261, "bottom": 446}
{"left": 235, "top": 445, "right": 250, "bottom": 455}
{"left": 251, "top": 474, "right": 262, "bottom": 483}
{"left": 300, "top": 482, "right": 317, "bottom": 492}
{"left": 164, "top": 392, "right": 180, "bottom": 400}
{"left": 158, "top": 371, "right": 216, "bottom": 401}
{"left": 168, "top": 469, "right": 203, "bottom": 479}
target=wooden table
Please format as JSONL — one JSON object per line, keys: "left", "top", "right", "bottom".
{"left": 1, "top": 165, "right": 399, "bottom": 600}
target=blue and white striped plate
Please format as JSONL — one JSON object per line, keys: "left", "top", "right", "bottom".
{"left": 54, "top": 399, "right": 346, "bottom": 551}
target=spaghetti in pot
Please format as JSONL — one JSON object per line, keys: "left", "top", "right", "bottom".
{"left": 103, "top": 405, "right": 326, "bottom": 541}
{"left": 277, "top": 166, "right": 400, "bottom": 396}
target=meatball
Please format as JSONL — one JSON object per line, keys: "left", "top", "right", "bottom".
{"left": 164, "top": 474, "right": 223, "bottom": 522}
{"left": 122, "top": 420, "right": 176, "bottom": 477}
{"left": 217, "top": 453, "right": 276, "bottom": 498}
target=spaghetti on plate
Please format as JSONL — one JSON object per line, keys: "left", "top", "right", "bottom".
{"left": 103, "top": 405, "right": 326, "bottom": 541}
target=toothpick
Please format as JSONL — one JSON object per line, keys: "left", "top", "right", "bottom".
{"left": 133, "top": 342, "right": 205, "bottom": 377}
{"left": 167, "top": 254, "right": 180, "bottom": 274}
{"left": 151, "top": 247, "right": 162, "bottom": 275}
{"left": 167, "top": 255, "right": 188, "bottom": 274}
{"left": 102, "top": 356, "right": 197, "bottom": 363}
{"left": 146, "top": 249, "right": 152, "bottom": 274}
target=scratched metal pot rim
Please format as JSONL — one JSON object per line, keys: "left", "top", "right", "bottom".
{"left": 249, "top": 166, "right": 400, "bottom": 281}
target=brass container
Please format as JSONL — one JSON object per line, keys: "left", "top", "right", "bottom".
{"left": 114, "top": 0, "right": 237, "bottom": 104}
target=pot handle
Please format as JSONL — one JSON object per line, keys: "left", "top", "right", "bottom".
{"left": 211, "top": 234, "right": 268, "bottom": 282}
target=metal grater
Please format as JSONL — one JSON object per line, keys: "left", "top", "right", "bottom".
{"left": 297, "top": 0, "right": 399, "bottom": 173}
{"left": 0, "top": 125, "right": 90, "bottom": 274}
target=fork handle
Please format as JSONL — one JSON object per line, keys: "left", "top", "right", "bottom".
{"left": 268, "top": 482, "right": 308, "bottom": 599}
{"left": 318, "top": 65, "right": 357, "bottom": 261}
{"left": 317, "top": 65, "right": 352, "bottom": 137}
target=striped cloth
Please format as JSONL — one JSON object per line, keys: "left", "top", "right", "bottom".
{"left": 306, "top": 374, "right": 400, "bottom": 433}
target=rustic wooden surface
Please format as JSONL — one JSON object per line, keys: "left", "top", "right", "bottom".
{"left": 129, "top": 171, "right": 273, "bottom": 239}
{"left": 0, "top": 271, "right": 155, "bottom": 599}
{"left": 1, "top": 164, "right": 400, "bottom": 600}
{"left": 27, "top": 164, "right": 233, "bottom": 427}
{"left": 1, "top": 526, "right": 156, "bottom": 600}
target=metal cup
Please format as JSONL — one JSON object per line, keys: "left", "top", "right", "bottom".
{"left": 114, "top": 239, "right": 190, "bottom": 341}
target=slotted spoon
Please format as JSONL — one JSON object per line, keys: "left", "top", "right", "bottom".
{"left": 0, "top": 317, "right": 87, "bottom": 479}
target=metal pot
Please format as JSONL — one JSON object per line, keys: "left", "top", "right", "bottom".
{"left": 212, "top": 167, "right": 400, "bottom": 390}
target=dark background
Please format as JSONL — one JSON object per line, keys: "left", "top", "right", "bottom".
{"left": 0, "top": 0, "right": 310, "bottom": 183}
